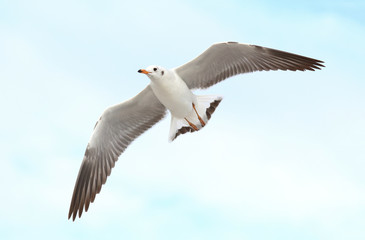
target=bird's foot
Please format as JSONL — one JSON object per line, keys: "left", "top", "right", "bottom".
{"left": 184, "top": 118, "right": 198, "bottom": 131}
{"left": 192, "top": 103, "right": 206, "bottom": 127}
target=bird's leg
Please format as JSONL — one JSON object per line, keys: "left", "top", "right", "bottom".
{"left": 184, "top": 118, "right": 198, "bottom": 131}
{"left": 192, "top": 103, "right": 206, "bottom": 127}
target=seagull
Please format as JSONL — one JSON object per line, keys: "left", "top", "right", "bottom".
{"left": 68, "top": 41, "right": 324, "bottom": 220}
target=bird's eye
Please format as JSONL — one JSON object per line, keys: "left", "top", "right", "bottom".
{"left": 153, "top": 67, "right": 157, "bottom": 71}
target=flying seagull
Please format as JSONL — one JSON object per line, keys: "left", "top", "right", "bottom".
{"left": 68, "top": 41, "right": 324, "bottom": 220}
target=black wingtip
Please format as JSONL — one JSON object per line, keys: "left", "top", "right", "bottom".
{"left": 67, "top": 212, "right": 76, "bottom": 221}
{"left": 68, "top": 206, "right": 74, "bottom": 221}
{"left": 317, "top": 62, "right": 326, "bottom": 68}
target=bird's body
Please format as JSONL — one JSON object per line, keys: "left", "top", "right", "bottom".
{"left": 68, "top": 41, "right": 325, "bottom": 221}
{"left": 149, "top": 69, "right": 195, "bottom": 118}
{"left": 143, "top": 67, "right": 221, "bottom": 140}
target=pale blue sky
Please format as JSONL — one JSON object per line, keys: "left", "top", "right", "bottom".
{"left": 1, "top": 0, "right": 365, "bottom": 239}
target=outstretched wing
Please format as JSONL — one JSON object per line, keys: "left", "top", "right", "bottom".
{"left": 68, "top": 85, "right": 166, "bottom": 221}
{"left": 174, "top": 42, "right": 325, "bottom": 89}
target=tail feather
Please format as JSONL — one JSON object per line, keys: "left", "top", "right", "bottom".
{"left": 206, "top": 98, "right": 222, "bottom": 120}
{"left": 168, "top": 95, "right": 223, "bottom": 142}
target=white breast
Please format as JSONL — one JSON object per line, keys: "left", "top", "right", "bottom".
{"left": 150, "top": 70, "right": 196, "bottom": 118}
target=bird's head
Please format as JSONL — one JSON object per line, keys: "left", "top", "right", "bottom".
{"left": 138, "top": 65, "right": 167, "bottom": 81}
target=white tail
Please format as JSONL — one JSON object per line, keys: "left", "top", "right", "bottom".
{"left": 168, "top": 95, "right": 223, "bottom": 142}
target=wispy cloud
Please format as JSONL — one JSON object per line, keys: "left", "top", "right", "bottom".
{"left": 1, "top": 0, "right": 364, "bottom": 239}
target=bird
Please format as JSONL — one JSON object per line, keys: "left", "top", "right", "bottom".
{"left": 68, "top": 41, "right": 324, "bottom": 220}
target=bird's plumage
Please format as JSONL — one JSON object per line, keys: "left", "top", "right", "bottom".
{"left": 68, "top": 86, "right": 166, "bottom": 221}
{"left": 68, "top": 42, "right": 325, "bottom": 220}
{"left": 175, "top": 42, "right": 324, "bottom": 89}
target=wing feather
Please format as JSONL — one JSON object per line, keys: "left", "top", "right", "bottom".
{"left": 68, "top": 86, "right": 166, "bottom": 220}
{"left": 174, "top": 42, "right": 324, "bottom": 89}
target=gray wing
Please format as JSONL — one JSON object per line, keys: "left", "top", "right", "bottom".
{"left": 174, "top": 42, "right": 325, "bottom": 89}
{"left": 68, "top": 86, "right": 166, "bottom": 221}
